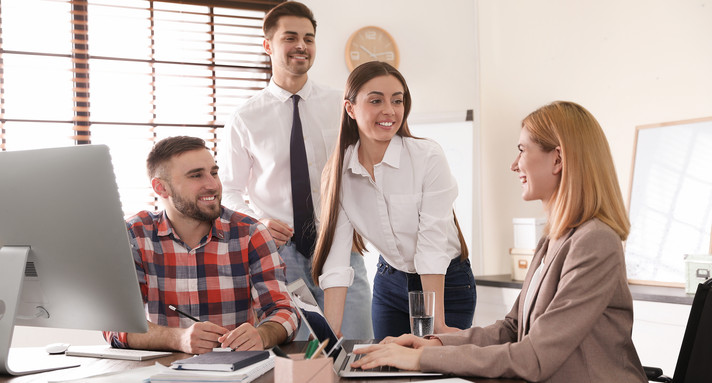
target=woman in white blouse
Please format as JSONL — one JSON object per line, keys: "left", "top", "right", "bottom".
{"left": 311, "top": 61, "right": 476, "bottom": 339}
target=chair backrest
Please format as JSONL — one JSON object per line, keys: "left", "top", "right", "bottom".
{"left": 673, "top": 277, "right": 712, "bottom": 383}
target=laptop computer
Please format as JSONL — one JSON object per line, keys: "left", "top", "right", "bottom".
{"left": 286, "top": 279, "right": 442, "bottom": 378}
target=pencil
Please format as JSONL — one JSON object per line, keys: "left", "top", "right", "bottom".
{"left": 307, "top": 339, "right": 329, "bottom": 359}
{"left": 168, "top": 304, "right": 200, "bottom": 322}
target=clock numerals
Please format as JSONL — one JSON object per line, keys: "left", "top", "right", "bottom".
{"left": 383, "top": 52, "right": 395, "bottom": 61}
{"left": 364, "top": 30, "right": 377, "bottom": 40}
{"left": 350, "top": 51, "right": 360, "bottom": 60}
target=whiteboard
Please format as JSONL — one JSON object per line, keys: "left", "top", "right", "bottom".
{"left": 626, "top": 119, "right": 712, "bottom": 284}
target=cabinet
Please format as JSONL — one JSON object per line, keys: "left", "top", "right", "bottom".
{"left": 475, "top": 282, "right": 690, "bottom": 376}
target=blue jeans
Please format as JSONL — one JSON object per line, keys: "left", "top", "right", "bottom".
{"left": 280, "top": 243, "right": 373, "bottom": 340}
{"left": 371, "top": 255, "right": 476, "bottom": 339}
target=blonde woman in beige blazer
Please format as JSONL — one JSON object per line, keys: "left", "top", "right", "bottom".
{"left": 351, "top": 101, "right": 648, "bottom": 383}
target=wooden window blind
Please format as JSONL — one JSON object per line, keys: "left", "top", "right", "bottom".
{"left": 0, "top": 0, "right": 281, "bottom": 216}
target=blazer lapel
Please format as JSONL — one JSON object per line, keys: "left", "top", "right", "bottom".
{"left": 518, "top": 228, "right": 576, "bottom": 337}
{"left": 518, "top": 237, "right": 548, "bottom": 340}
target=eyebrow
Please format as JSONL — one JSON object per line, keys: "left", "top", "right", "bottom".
{"left": 367, "top": 91, "right": 404, "bottom": 97}
{"left": 283, "top": 31, "right": 315, "bottom": 38}
{"left": 185, "top": 165, "right": 219, "bottom": 176}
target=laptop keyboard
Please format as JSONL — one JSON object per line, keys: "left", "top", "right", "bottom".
{"left": 349, "top": 353, "right": 399, "bottom": 372}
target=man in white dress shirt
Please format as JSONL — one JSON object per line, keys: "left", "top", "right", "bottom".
{"left": 217, "top": 1, "right": 372, "bottom": 339}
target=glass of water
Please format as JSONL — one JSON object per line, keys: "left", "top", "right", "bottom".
{"left": 408, "top": 291, "right": 435, "bottom": 337}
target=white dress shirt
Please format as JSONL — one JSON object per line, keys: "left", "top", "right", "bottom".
{"left": 218, "top": 78, "right": 343, "bottom": 225}
{"left": 319, "top": 135, "right": 463, "bottom": 289}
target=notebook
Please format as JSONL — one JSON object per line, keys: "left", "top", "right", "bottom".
{"left": 171, "top": 350, "right": 269, "bottom": 372}
{"left": 65, "top": 345, "right": 172, "bottom": 361}
{"left": 286, "top": 278, "right": 442, "bottom": 378}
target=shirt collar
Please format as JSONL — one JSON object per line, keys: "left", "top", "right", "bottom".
{"left": 346, "top": 135, "right": 404, "bottom": 176}
{"left": 381, "top": 135, "right": 403, "bottom": 168}
{"left": 267, "top": 77, "right": 314, "bottom": 102}
{"left": 155, "top": 210, "right": 225, "bottom": 243}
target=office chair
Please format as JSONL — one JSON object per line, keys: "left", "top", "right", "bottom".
{"left": 645, "top": 278, "right": 712, "bottom": 383}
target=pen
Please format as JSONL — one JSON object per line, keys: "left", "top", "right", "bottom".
{"left": 272, "top": 345, "right": 290, "bottom": 359}
{"left": 307, "top": 339, "right": 329, "bottom": 359}
{"left": 168, "top": 304, "right": 200, "bottom": 322}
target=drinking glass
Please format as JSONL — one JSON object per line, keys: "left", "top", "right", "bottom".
{"left": 408, "top": 291, "right": 435, "bottom": 337}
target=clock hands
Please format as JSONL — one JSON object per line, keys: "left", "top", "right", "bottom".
{"left": 359, "top": 44, "right": 377, "bottom": 58}
{"left": 359, "top": 45, "right": 393, "bottom": 60}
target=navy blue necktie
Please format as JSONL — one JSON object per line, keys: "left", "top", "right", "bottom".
{"left": 290, "top": 95, "right": 316, "bottom": 258}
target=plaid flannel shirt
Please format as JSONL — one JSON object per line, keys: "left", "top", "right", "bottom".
{"left": 103, "top": 207, "right": 299, "bottom": 348}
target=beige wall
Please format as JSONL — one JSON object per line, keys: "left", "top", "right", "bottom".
{"left": 305, "top": 0, "right": 712, "bottom": 275}
{"left": 478, "top": 0, "right": 712, "bottom": 273}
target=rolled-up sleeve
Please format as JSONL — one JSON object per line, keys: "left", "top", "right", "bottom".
{"left": 247, "top": 223, "right": 300, "bottom": 340}
{"left": 318, "top": 202, "right": 356, "bottom": 289}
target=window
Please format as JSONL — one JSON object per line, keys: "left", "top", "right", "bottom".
{"left": 0, "top": 0, "right": 281, "bottom": 216}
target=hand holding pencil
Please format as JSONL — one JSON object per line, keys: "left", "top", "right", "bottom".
{"left": 168, "top": 304, "right": 228, "bottom": 354}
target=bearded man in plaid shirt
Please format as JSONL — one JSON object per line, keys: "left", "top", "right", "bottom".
{"left": 104, "top": 136, "right": 299, "bottom": 354}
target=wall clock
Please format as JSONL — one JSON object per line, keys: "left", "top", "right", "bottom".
{"left": 345, "top": 26, "right": 400, "bottom": 71}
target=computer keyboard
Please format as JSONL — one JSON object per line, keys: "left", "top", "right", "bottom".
{"left": 350, "top": 353, "right": 399, "bottom": 372}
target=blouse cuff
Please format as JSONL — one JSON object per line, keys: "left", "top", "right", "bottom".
{"left": 318, "top": 266, "right": 354, "bottom": 289}
{"left": 413, "top": 254, "right": 451, "bottom": 275}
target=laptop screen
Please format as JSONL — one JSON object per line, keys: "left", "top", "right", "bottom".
{"left": 287, "top": 279, "right": 343, "bottom": 357}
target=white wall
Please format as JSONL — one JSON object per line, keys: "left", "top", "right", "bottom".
{"left": 303, "top": 0, "right": 479, "bottom": 115}
{"left": 478, "top": 0, "right": 712, "bottom": 274}
{"left": 305, "top": 0, "right": 712, "bottom": 276}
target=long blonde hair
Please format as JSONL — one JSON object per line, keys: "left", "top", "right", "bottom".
{"left": 311, "top": 62, "right": 468, "bottom": 284}
{"left": 523, "top": 101, "right": 630, "bottom": 240}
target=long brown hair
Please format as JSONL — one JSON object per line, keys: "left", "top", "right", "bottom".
{"left": 311, "top": 61, "right": 468, "bottom": 285}
{"left": 523, "top": 101, "right": 630, "bottom": 240}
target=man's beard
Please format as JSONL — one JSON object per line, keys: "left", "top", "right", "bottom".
{"left": 172, "top": 191, "right": 221, "bottom": 222}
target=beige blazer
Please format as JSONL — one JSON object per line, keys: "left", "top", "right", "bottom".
{"left": 420, "top": 218, "right": 647, "bottom": 383}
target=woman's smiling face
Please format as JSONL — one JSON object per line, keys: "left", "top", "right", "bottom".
{"left": 345, "top": 74, "right": 405, "bottom": 146}
{"left": 511, "top": 128, "right": 562, "bottom": 209}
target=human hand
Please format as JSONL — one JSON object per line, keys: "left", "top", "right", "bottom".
{"left": 260, "top": 218, "right": 293, "bottom": 247}
{"left": 218, "top": 323, "right": 264, "bottom": 351}
{"left": 178, "top": 321, "right": 228, "bottom": 354}
{"left": 379, "top": 333, "right": 443, "bottom": 349}
{"left": 351, "top": 343, "right": 423, "bottom": 371}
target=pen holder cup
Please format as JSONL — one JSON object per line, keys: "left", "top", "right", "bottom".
{"left": 275, "top": 353, "right": 335, "bottom": 383}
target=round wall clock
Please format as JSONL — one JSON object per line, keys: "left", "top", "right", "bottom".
{"left": 345, "top": 26, "right": 400, "bottom": 71}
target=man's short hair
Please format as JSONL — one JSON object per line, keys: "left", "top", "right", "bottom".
{"left": 263, "top": 1, "right": 316, "bottom": 40}
{"left": 147, "top": 136, "right": 207, "bottom": 179}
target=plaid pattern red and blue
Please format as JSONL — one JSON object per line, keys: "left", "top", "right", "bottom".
{"left": 103, "top": 207, "right": 299, "bottom": 348}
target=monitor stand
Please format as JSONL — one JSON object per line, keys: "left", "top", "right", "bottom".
{"left": 0, "top": 246, "right": 80, "bottom": 376}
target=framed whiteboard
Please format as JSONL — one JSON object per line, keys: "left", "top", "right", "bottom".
{"left": 626, "top": 117, "right": 712, "bottom": 285}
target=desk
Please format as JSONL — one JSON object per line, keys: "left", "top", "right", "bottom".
{"left": 0, "top": 341, "right": 525, "bottom": 383}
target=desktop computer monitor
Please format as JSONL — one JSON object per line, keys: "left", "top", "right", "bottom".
{"left": 0, "top": 145, "right": 148, "bottom": 375}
